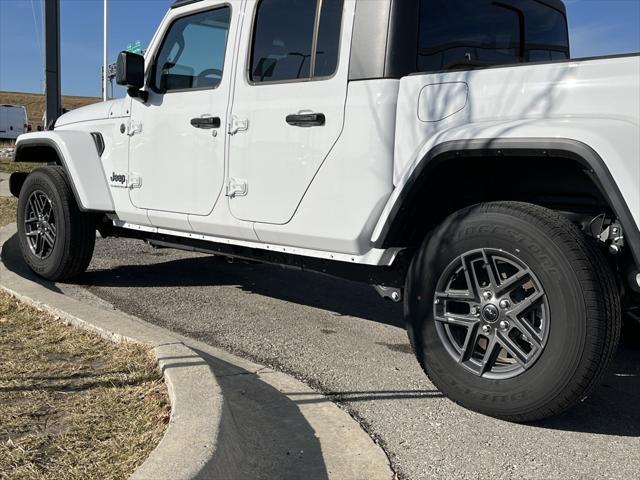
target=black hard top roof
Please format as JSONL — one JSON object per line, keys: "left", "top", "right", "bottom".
{"left": 171, "top": 0, "right": 204, "bottom": 9}
{"left": 170, "top": 0, "right": 566, "bottom": 14}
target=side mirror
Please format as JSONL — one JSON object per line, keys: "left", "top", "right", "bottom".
{"left": 116, "top": 51, "right": 144, "bottom": 88}
{"left": 116, "top": 51, "right": 148, "bottom": 101}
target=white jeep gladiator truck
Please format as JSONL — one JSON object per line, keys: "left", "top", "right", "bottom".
{"left": 9, "top": 0, "right": 640, "bottom": 422}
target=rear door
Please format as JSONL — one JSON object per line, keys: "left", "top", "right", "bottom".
{"left": 0, "top": 106, "right": 21, "bottom": 140}
{"left": 227, "top": 0, "right": 347, "bottom": 225}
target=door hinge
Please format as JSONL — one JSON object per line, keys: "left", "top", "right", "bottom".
{"left": 228, "top": 115, "right": 249, "bottom": 136}
{"left": 129, "top": 173, "right": 142, "bottom": 189}
{"left": 226, "top": 177, "right": 248, "bottom": 198}
{"left": 127, "top": 120, "right": 143, "bottom": 137}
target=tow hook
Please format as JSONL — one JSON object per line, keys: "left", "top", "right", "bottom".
{"left": 605, "top": 222, "right": 625, "bottom": 255}
{"left": 588, "top": 215, "right": 624, "bottom": 255}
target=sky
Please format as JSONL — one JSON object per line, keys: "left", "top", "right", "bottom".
{"left": 0, "top": 0, "right": 639, "bottom": 97}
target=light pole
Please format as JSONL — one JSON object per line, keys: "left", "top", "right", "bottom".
{"left": 103, "top": 0, "right": 108, "bottom": 101}
{"left": 44, "top": 0, "right": 61, "bottom": 127}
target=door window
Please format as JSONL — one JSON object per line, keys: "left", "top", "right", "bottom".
{"left": 249, "top": 0, "right": 344, "bottom": 83}
{"left": 315, "top": 0, "right": 344, "bottom": 78}
{"left": 152, "top": 7, "right": 231, "bottom": 92}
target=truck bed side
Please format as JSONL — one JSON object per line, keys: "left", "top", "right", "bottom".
{"left": 376, "top": 54, "right": 640, "bottom": 243}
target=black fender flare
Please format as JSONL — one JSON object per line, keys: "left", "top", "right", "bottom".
{"left": 373, "top": 138, "right": 640, "bottom": 265}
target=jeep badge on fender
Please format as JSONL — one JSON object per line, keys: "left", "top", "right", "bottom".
{"left": 109, "top": 172, "right": 128, "bottom": 188}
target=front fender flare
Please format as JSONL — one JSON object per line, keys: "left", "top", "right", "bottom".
{"left": 14, "top": 131, "right": 114, "bottom": 212}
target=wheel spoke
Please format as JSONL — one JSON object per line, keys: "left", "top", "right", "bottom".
{"left": 461, "top": 253, "right": 483, "bottom": 300}
{"left": 42, "top": 201, "right": 53, "bottom": 221}
{"left": 479, "top": 337, "right": 501, "bottom": 376}
{"left": 458, "top": 323, "right": 480, "bottom": 363}
{"left": 36, "top": 194, "right": 47, "bottom": 215}
{"left": 435, "top": 290, "right": 474, "bottom": 302}
{"left": 435, "top": 313, "right": 479, "bottom": 328}
{"left": 481, "top": 250, "right": 500, "bottom": 291}
{"left": 35, "top": 233, "right": 43, "bottom": 255}
{"left": 26, "top": 230, "right": 39, "bottom": 238}
{"left": 508, "top": 313, "right": 543, "bottom": 349}
{"left": 48, "top": 222, "right": 57, "bottom": 235}
{"left": 496, "top": 331, "right": 528, "bottom": 367}
{"left": 507, "top": 291, "right": 545, "bottom": 317}
{"left": 29, "top": 195, "right": 40, "bottom": 217}
{"left": 43, "top": 230, "right": 55, "bottom": 249}
{"left": 495, "top": 269, "right": 531, "bottom": 296}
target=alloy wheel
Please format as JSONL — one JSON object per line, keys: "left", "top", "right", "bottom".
{"left": 23, "top": 190, "right": 57, "bottom": 260}
{"left": 433, "top": 248, "right": 550, "bottom": 379}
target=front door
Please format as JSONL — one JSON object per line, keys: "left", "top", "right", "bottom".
{"left": 228, "top": 0, "right": 348, "bottom": 225}
{"left": 128, "top": 4, "right": 236, "bottom": 217}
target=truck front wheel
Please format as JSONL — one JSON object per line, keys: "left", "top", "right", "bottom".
{"left": 17, "top": 166, "right": 96, "bottom": 282}
{"left": 405, "top": 202, "right": 620, "bottom": 422}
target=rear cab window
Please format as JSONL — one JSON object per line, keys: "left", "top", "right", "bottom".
{"left": 249, "top": 0, "right": 344, "bottom": 83}
{"left": 417, "top": 0, "right": 570, "bottom": 73}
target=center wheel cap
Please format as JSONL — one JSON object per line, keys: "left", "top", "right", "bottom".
{"left": 482, "top": 304, "right": 500, "bottom": 323}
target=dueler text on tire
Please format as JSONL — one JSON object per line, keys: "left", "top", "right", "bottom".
{"left": 405, "top": 201, "right": 621, "bottom": 422}
{"left": 17, "top": 166, "right": 96, "bottom": 282}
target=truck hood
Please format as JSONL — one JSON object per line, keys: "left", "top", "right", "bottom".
{"left": 55, "top": 99, "right": 127, "bottom": 127}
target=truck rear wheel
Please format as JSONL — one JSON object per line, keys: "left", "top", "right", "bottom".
{"left": 17, "top": 166, "right": 95, "bottom": 282}
{"left": 405, "top": 201, "right": 620, "bottom": 422}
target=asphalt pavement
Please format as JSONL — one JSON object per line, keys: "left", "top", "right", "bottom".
{"left": 67, "top": 237, "right": 640, "bottom": 480}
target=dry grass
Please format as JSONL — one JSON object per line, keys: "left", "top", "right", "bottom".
{"left": 0, "top": 197, "right": 17, "bottom": 227}
{"left": 0, "top": 160, "right": 44, "bottom": 175}
{"left": 0, "top": 91, "right": 100, "bottom": 134}
{"left": 0, "top": 292, "right": 170, "bottom": 480}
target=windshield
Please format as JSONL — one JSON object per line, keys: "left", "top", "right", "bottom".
{"left": 418, "top": 0, "right": 570, "bottom": 72}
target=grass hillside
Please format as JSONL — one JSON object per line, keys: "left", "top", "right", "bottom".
{"left": 0, "top": 90, "right": 100, "bottom": 134}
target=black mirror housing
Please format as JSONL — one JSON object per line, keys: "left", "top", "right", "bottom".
{"left": 116, "top": 51, "right": 145, "bottom": 89}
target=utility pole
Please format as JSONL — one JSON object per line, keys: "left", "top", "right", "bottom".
{"left": 44, "top": 0, "right": 61, "bottom": 127}
{"left": 103, "top": 0, "right": 109, "bottom": 101}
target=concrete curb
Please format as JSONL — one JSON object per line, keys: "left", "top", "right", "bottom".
{"left": 0, "top": 223, "right": 235, "bottom": 480}
{"left": 1, "top": 223, "right": 394, "bottom": 480}
{"left": 0, "top": 172, "right": 11, "bottom": 197}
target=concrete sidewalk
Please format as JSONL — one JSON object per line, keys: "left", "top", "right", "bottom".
{"left": 1, "top": 223, "right": 393, "bottom": 480}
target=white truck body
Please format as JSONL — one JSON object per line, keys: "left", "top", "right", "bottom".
{"left": 10, "top": 0, "right": 640, "bottom": 422}
{"left": 15, "top": 0, "right": 640, "bottom": 267}
{"left": 0, "top": 104, "right": 28, "bottom": 140}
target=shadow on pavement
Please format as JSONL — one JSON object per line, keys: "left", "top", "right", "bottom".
{"left": 531, "top": 344, "right": 640, "bottom": 437}
{"left": 3, "top": 232, "right": 640, "bottom": 438}
{"left": 1, "top": 233, "right": 64, "bottom": 295}
{"left": 180, "top": 348, "right": 332, "bottom": 480}
{"left": 2, "top": 233, "right": 333, "bottom": 480}
{"left": 78, "top": 252, "right": 405, "bottom": 328}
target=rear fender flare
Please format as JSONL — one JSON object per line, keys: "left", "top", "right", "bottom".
{"left": 372, "top": 138, "right": 640, "bottom": 265}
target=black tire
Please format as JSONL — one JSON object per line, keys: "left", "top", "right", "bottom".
{"left": 17, "top": 166, "right": 95, "bottom": 281}
{"left": 405, "top": 201, "right": 621, "bottom": 422}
